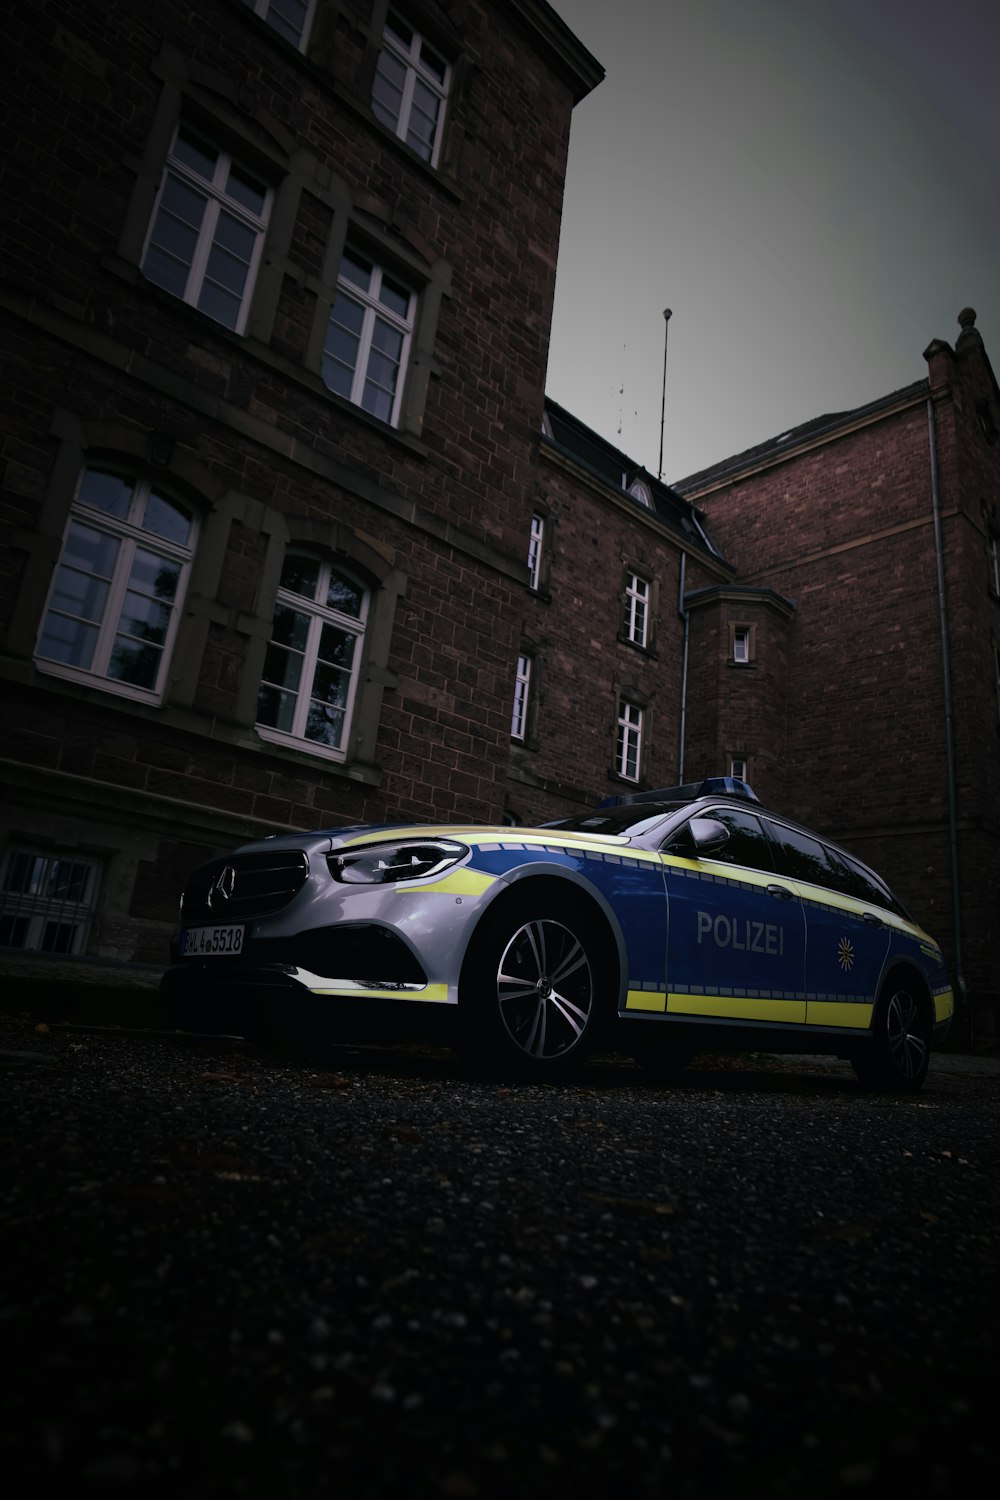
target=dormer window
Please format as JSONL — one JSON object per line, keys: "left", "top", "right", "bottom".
{"left": 627, "top": 478, "right": 652, "bottom": 508}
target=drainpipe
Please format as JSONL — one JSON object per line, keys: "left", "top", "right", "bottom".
{"left": 926, "top": 396, "right": 967, "bottom": 1021}
{"left": 677, "top": 552, "right": 689, "bottom": 781}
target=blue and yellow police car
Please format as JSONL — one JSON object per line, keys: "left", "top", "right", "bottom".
{"left": 161, "top": 778, "right": 953, "bottom": 1089}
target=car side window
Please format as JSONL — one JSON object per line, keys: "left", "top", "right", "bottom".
{"left": 763, "top": 820, "right": 835, "bottom": 888}
{"left": 663, "top": 806, "right": 775, "bottom": 872}
{"left": 826, "top": 849, "right": 900, "bottom": 914}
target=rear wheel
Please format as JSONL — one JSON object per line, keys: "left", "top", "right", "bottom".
{"left": 458, "top": 896, "right": 608, "bottom": 1078}
{"left": 852, "top": 981, "right": 930, "bottom": 1092}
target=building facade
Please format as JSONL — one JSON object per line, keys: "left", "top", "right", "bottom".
{"left": 675, "top": 310, "right": 1000, "bottom": 1037}
{"left": 0, "top": 0, "right": 601, "bottom": 964}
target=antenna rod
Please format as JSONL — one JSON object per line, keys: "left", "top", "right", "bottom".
{"left": 658, "top": 308, "right": 672, "bottom": 481}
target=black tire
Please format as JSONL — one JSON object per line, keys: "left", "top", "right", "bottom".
{"left": 458, "top": 895, "right": 608, "bottom": 1078}
{"left": 851, "top": 980, "right": 931, "bottom": 1092}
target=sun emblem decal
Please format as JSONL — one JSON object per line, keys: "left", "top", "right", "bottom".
{"left": 837, "top": 937, "right": 855, "bottom": 972}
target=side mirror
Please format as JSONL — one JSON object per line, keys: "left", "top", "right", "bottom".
{"left": 688, "top": 817, "right": 730, "bottom": 855}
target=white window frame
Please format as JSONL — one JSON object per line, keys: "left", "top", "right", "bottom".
{"left": 616, "top": 700, "right": 643, "bottom": 782}
{"left": 512, "top": 654, "right": 532, "bottom": 741}
{"left": 141, "top": 124, "right": 272, "bottom": 335}
{"left": 241, "top": 0, "right": 316, "bottom": 51}
{"left": 322, "top": 250, "right": 416, "bottom": 427}
{"left": 256, "top": 551, "right": 368, "bottom": 761}
{"left": 0, "top": 847, "right": 101, "bottom": 956}
{"left": 624, "top": 571, "right": 650, "bottom": 648}
{"left": 732, "top": 626, "right": 751, "bottom": 664}
{"left": 527, "top": 514, "right": 544, "bottom": 592}
{"left": 34, "top": 468, "right": 197, "bottom": 706}
{"left": 372, "top": 12, "right": 451, "bottom": 167}
{"left": 729, "top": 756, "right": 748, "bottom": 782}
{"left": 989, "top": 533, "right": 1000, "bottom": 596}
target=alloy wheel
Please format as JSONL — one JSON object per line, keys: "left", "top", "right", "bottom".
{"left": 495, "top": 917, "right": 594, "bottom": 1061}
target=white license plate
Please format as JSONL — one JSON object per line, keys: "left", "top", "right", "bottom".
{"left": 182, "top": 924, "right": 245, "bottom": 958}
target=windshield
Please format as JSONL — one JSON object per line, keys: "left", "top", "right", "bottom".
{"left": 542, "top": 804, "right": 685, "bottom": 837}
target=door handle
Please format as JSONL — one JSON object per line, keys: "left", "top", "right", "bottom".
{"left": 766, "top": 884, "right": 795, "bottom": 901}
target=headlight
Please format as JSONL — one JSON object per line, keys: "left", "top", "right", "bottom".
{"left": 327, "top": 839, "right": 469, "bottom": 885}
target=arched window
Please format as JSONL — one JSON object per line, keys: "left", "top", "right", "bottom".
{"left": 256, "top": 549, "right": 369, "bottom": 757}
{"left": 35, "top": 466, "right": 196, "bottom": 703}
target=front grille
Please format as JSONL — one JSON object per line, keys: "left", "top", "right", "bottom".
{"left": 181, "top": 850, "right": 309, "bottom": 925}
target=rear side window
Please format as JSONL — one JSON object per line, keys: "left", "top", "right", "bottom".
{"left": 826, "top": 849, "right": 905, "bottom": 915}
{"left": 764, "top": 820, "right": 836, "bottom": 888}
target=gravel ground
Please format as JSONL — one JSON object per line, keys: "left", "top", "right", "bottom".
{"left": 2, "top": 1020, "right": 999, "bottom": 1498}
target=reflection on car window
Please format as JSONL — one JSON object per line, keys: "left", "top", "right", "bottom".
{"left": 663, "top": 807, "right": 775, "bottom": 872}
{"left": 544, "top": 805, "right": 682, "bottom": 836}
{"left": 828, "top": 849, "right": 903, "bottom": 914}
{"left": 764, "top": 820, "right": 835, "bottom": 887}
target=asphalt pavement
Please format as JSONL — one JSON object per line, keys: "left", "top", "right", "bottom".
{"left": 2, "top": 1017, "right": 999, "bottom": 1499}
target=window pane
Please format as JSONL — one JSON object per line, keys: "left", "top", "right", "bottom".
{"left": 48, "top": 860, "right": 90, "bottom": 901}
{"left": 197, "top": 280, "right": 242, "bottom": 330}
{"left": 108, "top": 639, "right": 162, "bottom": 688}
{"left": 117, "top": 589, "right": 172, "bottom": 646}
{"left": 261, "top": 641, "right": 303, "bottom": 692}
{"left": 339, "top": 252, "right": 373, "bottom": 292}
{"left": 173, "top": 128, "right": 219, "bottom": 183}
{"left": 37, "top": 614, "right": 100, "bottom": 669}
{"left": 407, "top": 82, "right": 440, "bottom": 160}
{"left": 49, "top": 563, "right": 112, "bottom": 626}
{"left": 385, "top": 14, "right": 413, "bottom": 48}
{"left": 377, "top": 277, "right": 410, "bottom": 320}
{"left": 311, "top": 661, "right": 350, "bottom": 710}
{"left": 372, "top": 51, "right": 406, "bottom": 129}
{"left": 130, "top": 549, "right": 180, "bottom": 604}
{"left": 305, "top": 700, "right": 345, "bottom": 748}
{"left": 266, "top": 0, "right": 310, "bottom": 48}
{"left": 143, "top": 492, "right": 192, "bottom": 547}
{"left": 225, "top": 164, "right": 268, "bottom": 218}
{"left": 317, "top": 624, "right": 355, "bottom": 671}
{"left": 213, "top": 210, "right": 256, "bottom": 266}
{"left": 361, "top": 384, "right": 395, "bottom": 423}
{"left": 78, "top": 470, "right": 133, "bottom": 520}
{"left": 0, "top": 915, "right": 30, "bottom": 947}
{"left": 144, "top": 177, "right": 206, "bottom": 297}
{"left": 63, "top": 522, "right": 119, "bottom": 583}
{"left": 280, "top": 554, "right": 321, "bottom": 600}
{"left": 256, "top": 682, "right": 297, "bottom": 733}
{"left": 270, "top": 603, "right": 310, "bottom": 652}
{"left": 41, "top": 921, "right": 79, "bottom": 954}
{"left": 3, "top": 852, "right": 41, "bottom": 894}
{"left": 326, "top": 570, "right": 364, "bottom": 618}
{"left": 419, "top": 40, "right": 447, "bottom": 84}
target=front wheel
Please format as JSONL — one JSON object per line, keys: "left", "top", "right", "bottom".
{"left": 458, "top": 897, "right": 607, "bottom": 1078}
{"left": 851, "top": 982, "right": 930, "bottom": 1092}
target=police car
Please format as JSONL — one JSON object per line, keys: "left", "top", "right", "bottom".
{"left": 161, "top": 778, "right": 954, "bottom": 1090}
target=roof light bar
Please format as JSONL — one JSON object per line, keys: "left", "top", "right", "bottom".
{"left": 598, "top": 776, "right": 760, "bottom": 809}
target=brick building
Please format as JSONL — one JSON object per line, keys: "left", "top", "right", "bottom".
{"left": 675, "top": 309, "right": 1000, "bottom": 1036}
{"left": 0, "top": 0, "right": 601, "bottom": 964}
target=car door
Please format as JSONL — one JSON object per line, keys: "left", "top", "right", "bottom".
{"left": 660, "top": 805, "right": 808, "bottom": 1024}
{"left": 761, "top": 819, "right": 891, "bottom": 1032}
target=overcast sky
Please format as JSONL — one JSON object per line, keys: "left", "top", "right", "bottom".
{"left": 544, "top": 0, "right": 1000, "bottom": 484}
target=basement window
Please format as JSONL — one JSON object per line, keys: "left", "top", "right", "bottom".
{"left": 0, "top": 849, "right": 101, "bottom": 955}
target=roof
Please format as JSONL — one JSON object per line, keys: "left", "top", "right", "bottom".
{"left": 672, "top": 378, "right": 929, "bottom": 495}
{"left": 541, "top": 397, "right": 723, "bottom": 558}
